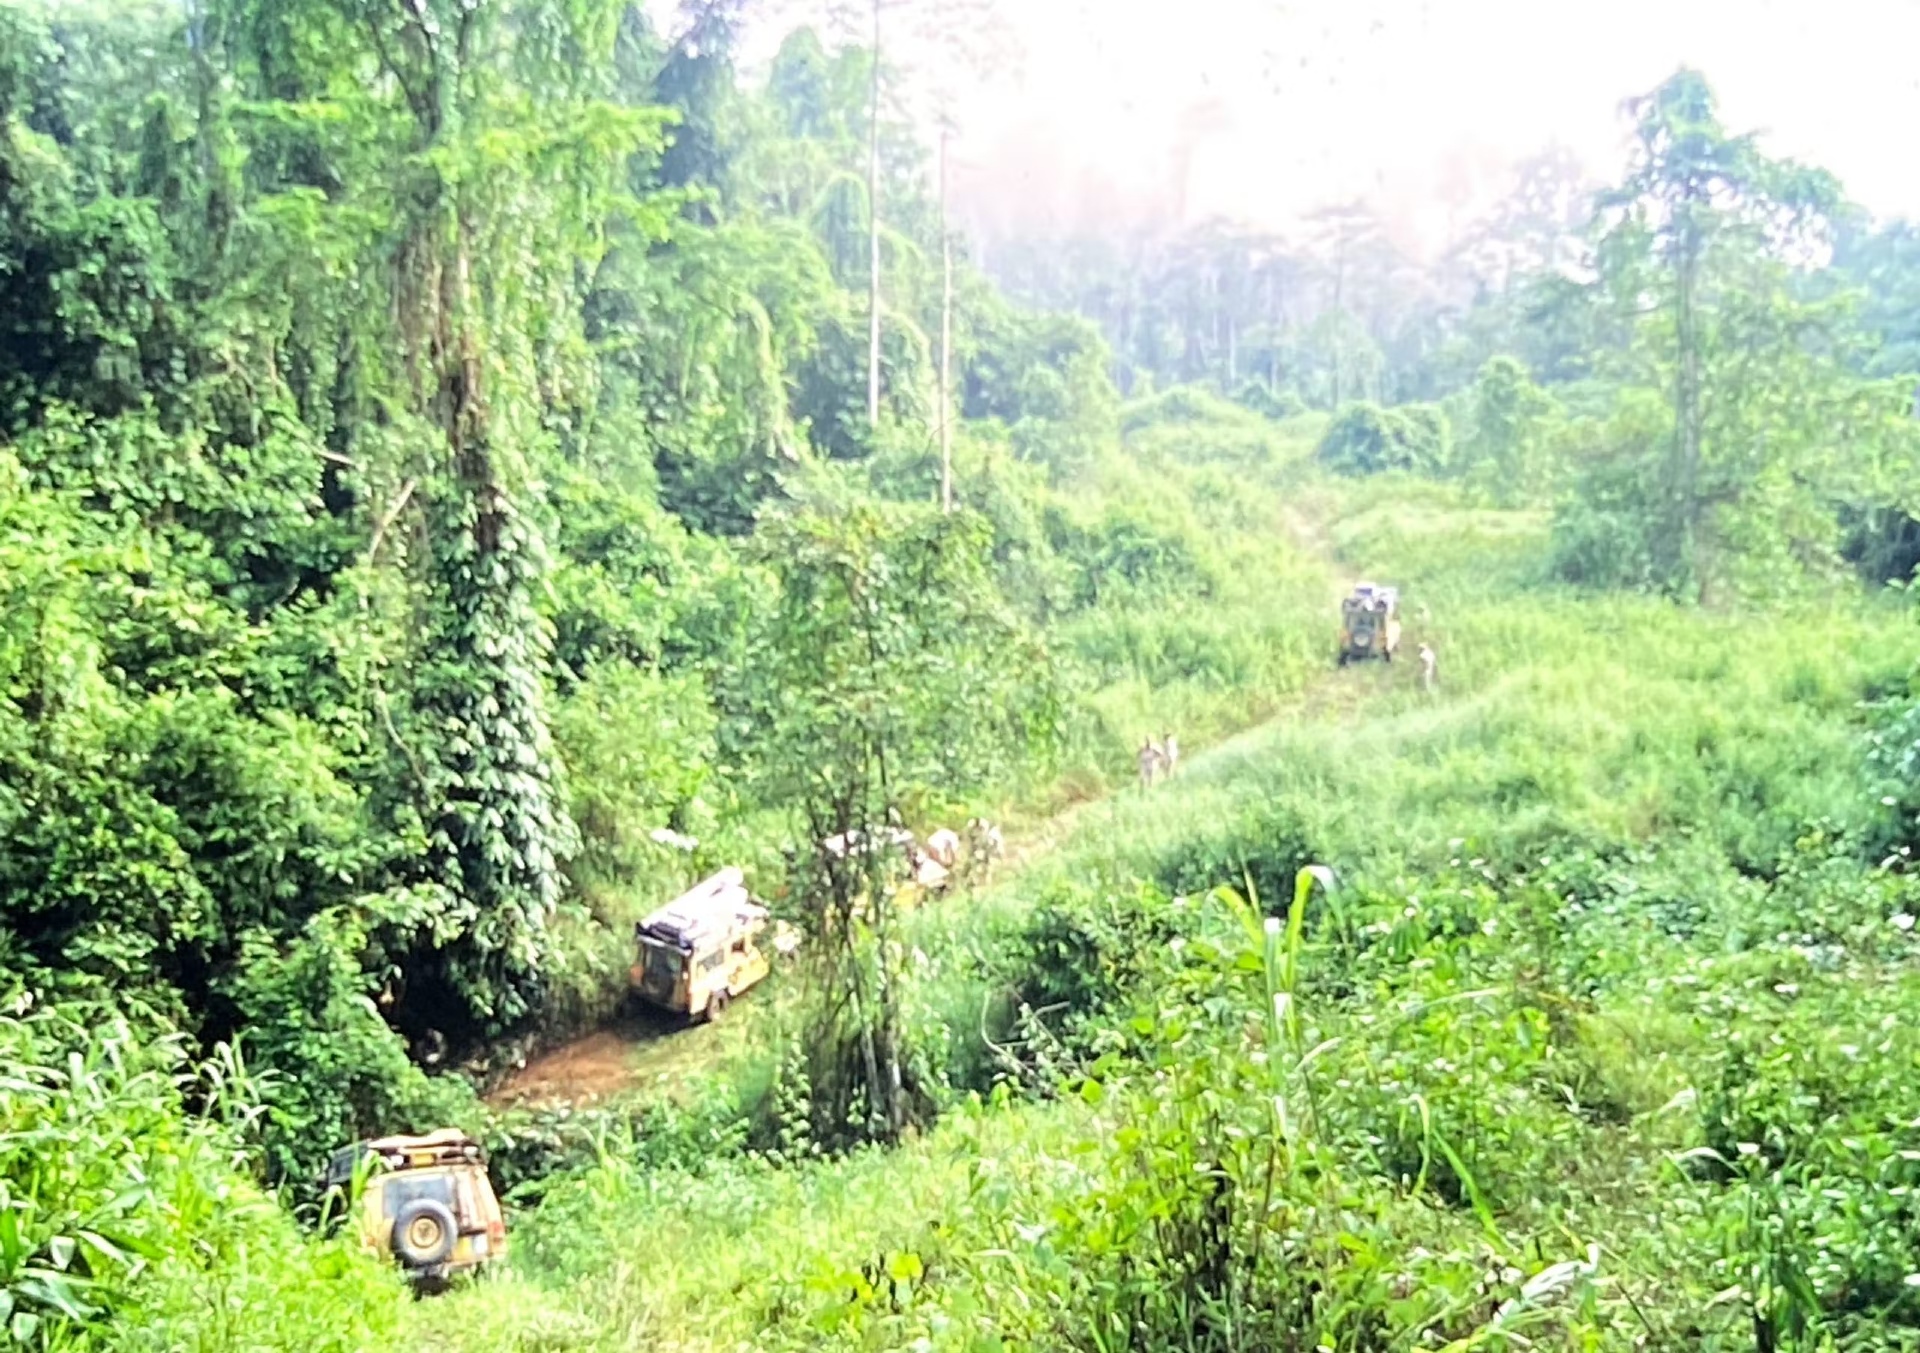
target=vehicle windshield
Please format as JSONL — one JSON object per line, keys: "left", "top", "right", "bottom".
{"left": 642, "top": 940, "right": 684, "bottom": 987}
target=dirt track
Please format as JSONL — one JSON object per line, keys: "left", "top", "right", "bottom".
{"left": 486, "top": 508, "right": 1379, "bottom": 1112}
{"left": 485, "top": 1006, "right": 735, "bottom": 1111}
{"left": 479, "top": 779, "right": 1145, "bottom": 1112}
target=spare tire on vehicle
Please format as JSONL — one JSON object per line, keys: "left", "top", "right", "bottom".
{"left": 392, "top": 1198, "right": 457, "bottom": 1267}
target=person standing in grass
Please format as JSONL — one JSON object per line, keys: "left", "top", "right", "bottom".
{"left": 1161, "top": 730, "right": 1179, "bottom": 777}
{"left": 1419, "top": 642, "right": 1438, "bottom": 694}
{"left": 1138, "top": 738, "right": 1163, "bottom": 789}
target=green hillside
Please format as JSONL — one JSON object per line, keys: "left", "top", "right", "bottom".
{"left": 3, "top": 2, "right": 1920, "bottom": 1350}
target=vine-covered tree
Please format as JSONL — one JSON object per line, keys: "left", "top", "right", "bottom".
{"left": 1589, "top": 68, "right": 1841, "bottom": 596}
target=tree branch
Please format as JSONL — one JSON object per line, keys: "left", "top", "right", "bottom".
{"left": 337, "top": 0, "right": 430, "bottom": 125}
{"left": 367, "top": 477, "right": 419, "bottom": 564}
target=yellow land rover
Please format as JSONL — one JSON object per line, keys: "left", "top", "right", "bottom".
{"left": 324, "top": 1129, "right": 507, "bottom": 1289}
{"left": 630, "top": 867, "right": 772, "bottom": 1021}
{"left": 1338, "top": 582, "right": 1402, "bottom": 666}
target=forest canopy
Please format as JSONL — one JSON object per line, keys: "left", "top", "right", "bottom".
{"left": 0, "top": 0, "right": 1106, "bottom": 1176}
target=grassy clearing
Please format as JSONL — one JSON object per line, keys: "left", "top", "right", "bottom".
{"left": 35, "top": 429, "right": 1915, "bottom": 1351}
{"left": 362, "top": 471, "right": 1920, "bottom": 1350}
{"left": 1028, "top": 408, "right": 1334, "bottom": 810}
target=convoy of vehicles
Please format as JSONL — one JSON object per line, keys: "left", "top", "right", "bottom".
{"left": 1338, "top": 582, "right": 1401, "bottom": 665}
{"left": 333, "top": 589, "right": 1414, "bottom": 1293}
{"left": 822, "top": 824, "right": 953, "bottom": 909}
{"left": 324, "top": 1129, "right": 507, "bottom": 1288}
{"left": 333, "top": 586, "right": 1406, "bottom": 1285}
{"left": 628, "top": 867, "right": 772, "bottom": 1021}
{"left": 327, "top": 818, "right": 1001, "bottom": 1291}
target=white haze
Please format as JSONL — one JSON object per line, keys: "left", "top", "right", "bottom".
{"left": 722, "top": 0, "right": 1920, "bottom": 258}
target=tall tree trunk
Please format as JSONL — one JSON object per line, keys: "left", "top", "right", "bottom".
{"left": 873, "top": 903, "right": 902, "bottom": 1136}
{"left": 866, "top": 0, "right": 883, "bottom": 430}
{"left": 939, "top": 125, "right": 954, "bottom": 514}
{"left": 1331, "top": 249, "right": 1346, "bottom": 409}
{"left": 839, "top": 932, "right": 886, "bottom": 1137}
{"left": 186, "top": 0, "right": 233, "bottom": 249}
{"left": 1670, "top": 210, "right": 1703, "bottom": 596}
{"left": 1266, "top": 269, "right": 1280, "bottom": 393}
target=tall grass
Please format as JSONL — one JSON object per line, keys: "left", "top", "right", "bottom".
{"left": 28, "top": 463, "right": 1920, "bottom": 1351}
{"left": 0, "top": 1012, "right": 404, "bottom": 1352}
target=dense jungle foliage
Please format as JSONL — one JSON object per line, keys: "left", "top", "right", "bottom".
{"left": 4, "top": 0, "right": 1920, "bottom": 1348}
{"left": 0, "top": 0, "right": 1122, "bottom": 1178}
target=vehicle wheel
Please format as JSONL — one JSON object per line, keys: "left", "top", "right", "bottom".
{"left": 706, "top": 988, "right": 731, "bottom": 1022}
{"left": 392, "top": 1199, "right": 457, "bottom": 1268}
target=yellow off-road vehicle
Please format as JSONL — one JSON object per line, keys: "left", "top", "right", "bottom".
{"left": 822, "top": 826, "right": 950, "bottom": 914}
{"left": 1338, "top": 582, "right": 1401, "bottom": 665}
{"left": 324, "top": 1129, "right": 506, "bottom": 1289}
{"left": 630, "top": 867, "right": 772, "bottom": 1021}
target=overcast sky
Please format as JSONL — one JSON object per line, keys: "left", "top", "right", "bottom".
{"left": 738, "top": 0, "right": 1920, "bottom": 255}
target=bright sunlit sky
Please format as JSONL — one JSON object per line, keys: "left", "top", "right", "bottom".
{"left": 739, "top": 0, "right": 1920, "bottom": 255}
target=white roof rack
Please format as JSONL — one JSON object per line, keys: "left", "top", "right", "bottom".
{"left": 638, "top": 868, "right": 766, "bottom": 950}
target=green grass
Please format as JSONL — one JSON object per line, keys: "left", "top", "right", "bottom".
{"left": 1031, "top": 409, "right": 1334, "bottom": 806}
{"left": 409, "top": 473, "right": 1916, "bottom": 1351}
{"left": 28, "top": 441, "right": 1920, "bottom": 1351}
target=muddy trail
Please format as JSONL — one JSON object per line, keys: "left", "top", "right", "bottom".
{"left": 489, "top": 682, "right": 1395, "bottom": 1113}
{"left": 489, "top": 508, "right": 1392, "bottom": 1113}
{"left": 487, "top": 1003, "right": 745, "bottom": 1111}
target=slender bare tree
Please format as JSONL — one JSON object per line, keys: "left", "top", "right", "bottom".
{"left": 803, "top": 0, "right": 1018, "bottom": 449}
{"left": 938, "top": 115, "right": 954, "bottom": 511}
{"left": 865, "top": 0, "right": 883, "bottom": 428}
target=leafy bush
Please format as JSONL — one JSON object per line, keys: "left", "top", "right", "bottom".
{"left": 546, "top": 466, "right": 689, "bottom": 678}
{"left": 1866, "top": 680, "right": 1920, "bottom": 859}
{"left": 1118, "top": 385, "right": 1247, "bottom": 435}
{"left": 1691, "top": 965, "right": 1920, "bottom": 1332}
{"left": 1149, "top": 797, "right": 1319, "bottom": 915}
{"left": 1119, "top": 385, "right": 1304, "bottom": 468}
{"left": 1837, "top": 503, "right": 1920, "bottom": 586}
{"left": 1316, "top": 401, "right": 1451, "bottom": 476}
{"left": 1548, "top": 452, "right": 1664, "bottom": 589}
{"left": 1454, "top": 355, "right": 1559, "bottom": 502}
{"left": 552, "top": 663, "right": 719, "bottom": 901}
{"left": 1000, "top": 877, "right": 1182, "bottom": 1044}
{"left": 0, "top": 1008, "right": 402, "bottom": 1351}
{"left": 1044, "top": 498, "right": 1219, "bottom": 609}
{"left": 1233, "top": 379, "right": 1307, "bottom": 420}
{"left": 218, "top": 908, "right": 481, "bottom": 1185}
{"left": 964, "top": 305, "right": 1117, "bottom": 481}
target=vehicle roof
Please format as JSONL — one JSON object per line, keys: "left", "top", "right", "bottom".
{"left": 365, "top": 1128, "right": 480, "bottom": 1154}
{"left": 323, "top": 1128, "right": 486, "bottom": 1186}
{"left": 638, "top": 868, "right": 766, "bottom": 949}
